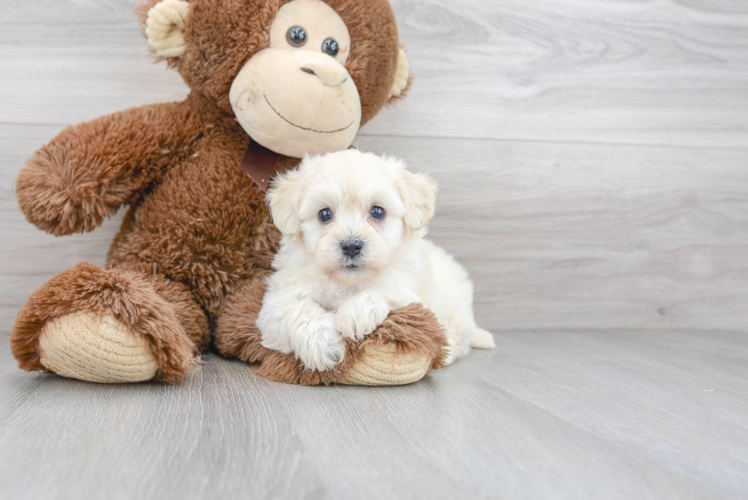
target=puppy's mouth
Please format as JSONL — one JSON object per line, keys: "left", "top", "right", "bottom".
{"left": 340, "top": 258, "right": 366, "bottom": 272}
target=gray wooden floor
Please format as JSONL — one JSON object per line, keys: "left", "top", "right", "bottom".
{"left": 1, "top": 1, "right": 747, "bottom": 499}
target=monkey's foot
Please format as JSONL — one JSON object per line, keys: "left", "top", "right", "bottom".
{"left": 215, "top": 275, "right": 450, "bottom": 386}
{"left": 38, "top": 312, "right": 159, "bottom": 383}
{"left": 12, "top": 262, "right": 200, "bottom": 383}
{"left": 341, "top": 342, "right": 434, "bottom": 386}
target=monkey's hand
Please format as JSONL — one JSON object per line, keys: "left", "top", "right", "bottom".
{"left": 16, "top": 102, "right": 199, "bottom": 236}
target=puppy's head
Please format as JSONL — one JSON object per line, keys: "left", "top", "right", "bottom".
{"left": 268, "top": 149, "right": 437, "bottom": 284}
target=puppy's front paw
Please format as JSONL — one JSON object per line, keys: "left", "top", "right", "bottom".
{"left": 292, "top": 310, "right": 345, "bottom": 372}
{"left": 335, "top": 293, "right": 392, "bottom": 341}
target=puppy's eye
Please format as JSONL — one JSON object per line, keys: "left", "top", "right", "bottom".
{"left": 321, "top": 38, "right": 339, "bottom": 57}
{"left": 286, "top": 26, "right": 307, "bottom": 47}
{"left": 370, "top": 206, "right": 386, "bottom": 220}
{"left": 318, "top": 208, "right": 333, "bottom": 223}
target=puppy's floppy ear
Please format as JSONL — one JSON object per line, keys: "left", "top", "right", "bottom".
{"left": 267, "top": 168, "right": 304, "bottom": 235}
{"left": 398, "top": 169, "right": 437, "bottom": 232}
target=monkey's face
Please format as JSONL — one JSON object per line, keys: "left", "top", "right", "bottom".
{"left": 140, "top": 0, "right": 410, "bottom": 159}
{"left": 229, "top": 0, "right": 361, "bottom": 158}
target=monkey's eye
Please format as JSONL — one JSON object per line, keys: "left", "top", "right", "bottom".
{"left": 286, "top": 26, "right": 307, "bottom": 47}
{"left": 370, "top": 206, "right": 386, "bottom": 220}
{"left": 321, "top": 38, "right": 339, "bottom": 57}
{"left": 318, "top": 208, "right": 333, "bottom": 223}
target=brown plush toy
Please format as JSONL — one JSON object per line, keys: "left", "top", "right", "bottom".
{"left": 11, "top": 0, "right": 448, "bottom": 385}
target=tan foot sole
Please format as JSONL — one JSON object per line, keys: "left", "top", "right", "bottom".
{"left": 341, "top": 343, "right": 432, "bottom": 386}
{"left": 38, "top": 312, "right": 159, "bottom": 383}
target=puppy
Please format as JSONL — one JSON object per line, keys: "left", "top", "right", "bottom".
{"left": 257, "top": 150, "right": 495, "bottom": 372}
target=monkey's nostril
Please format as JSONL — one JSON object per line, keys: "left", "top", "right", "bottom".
{"left": 300, "top": 67, "right": 316, "bottom": 76}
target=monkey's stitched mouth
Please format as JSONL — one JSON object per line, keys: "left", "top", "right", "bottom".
{"left": 263, "top": 95, "right": 354, "bottom": 134}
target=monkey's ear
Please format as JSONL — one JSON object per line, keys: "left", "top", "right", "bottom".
{"left": 398, "top": 169, "right": 437, "bottom": 233}
{"left": 267, "top": 168, "right": 305, "bottom": 236}
{"left": 388, "top": 49, "right": 411, "bottom": 100}
{"left": 145, "top": 0, "right": 190, "bottom": 58}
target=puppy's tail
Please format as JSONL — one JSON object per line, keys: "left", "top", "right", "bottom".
{"left": 471, "top": 328, "right": 496, "bottom": 349}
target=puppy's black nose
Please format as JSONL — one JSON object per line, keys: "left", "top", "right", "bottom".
{"left": 341, "top": 239, "right": 364, "bottom": 258}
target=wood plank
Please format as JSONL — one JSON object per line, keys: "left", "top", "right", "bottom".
{"left": 0, "top": 0, "right": 746, "bottom": 148}
{"left": 380, "top": 0, "right": 748, "bottom": 147}
{"left": 4, "top": 125, "right": 746, "bottom": 333}
{"left": 356, "top": 135, "right": 748, "bottom": 332}
{"left": 480, "top": 329, "right": 748, "bottom": 495}
{"left": 1, "top": 330, "right": 746, "bottom": 499}
{"left": 0, "top": 349, "right": 329, "bottom": 499}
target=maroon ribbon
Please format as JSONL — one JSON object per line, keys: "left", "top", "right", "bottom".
{"left": 239, "top": 140, "right": 282, "bottom": 192}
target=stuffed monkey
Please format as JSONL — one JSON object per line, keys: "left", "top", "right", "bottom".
{"left": 11, "top": 0, "right": 447, "bottom": 385}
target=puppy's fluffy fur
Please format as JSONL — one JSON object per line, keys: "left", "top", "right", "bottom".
{"left": 258, "top": 150, "right": 495, "bottom": 371}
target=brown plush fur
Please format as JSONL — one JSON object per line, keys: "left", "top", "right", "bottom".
{"left": 16, "top": 102, "right": 203, "bottom": 236}
{"left": 11, "top": 262, "right": 208, "bottom": 383}
{"left": 134, "top": 0, "right": 402, "bottom": 124}
{"left": 12, "top": 0, "right": 445, "bottom": 385}
{"left": 215, "top": 277, "right": 448, "bottom": 385}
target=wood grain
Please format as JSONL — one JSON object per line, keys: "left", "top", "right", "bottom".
{"left": 1, "top": 330, "right": 746, "bottom": 499}
{"left": 3, "top": 126, "right": 747, "bottom": 332}
{"left": 0, "top": 0, "right": 746, "bottom": 147}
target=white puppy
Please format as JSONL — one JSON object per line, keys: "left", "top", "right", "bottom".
{"left": 257, "top": 150, "right": 495, "bottom": 371}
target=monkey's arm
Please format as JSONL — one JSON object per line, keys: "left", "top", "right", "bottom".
{"left": 16, "top": 101, "right": 201, "bottom": 236}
